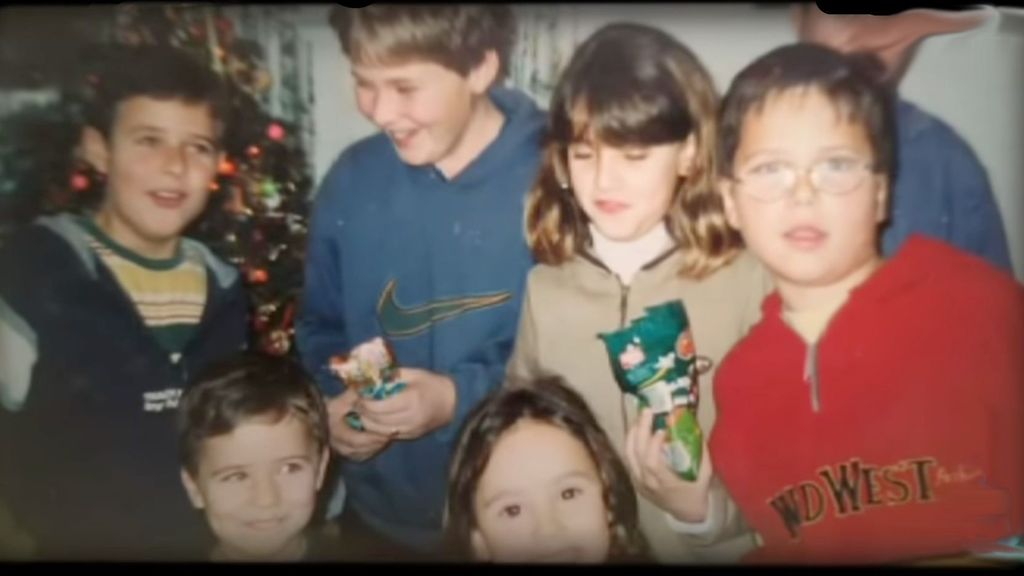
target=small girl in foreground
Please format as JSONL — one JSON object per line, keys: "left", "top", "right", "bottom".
{"left": 445, "top": 377, "right": 648, "bottom": 563}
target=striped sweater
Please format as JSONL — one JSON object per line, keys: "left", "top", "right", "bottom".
{"left": 76, "top": 216, "right": 207, "bottom": 362}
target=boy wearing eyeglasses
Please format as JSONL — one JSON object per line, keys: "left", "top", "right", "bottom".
{"left": 663, "top": 43, "right": 1023, "bottom": 564}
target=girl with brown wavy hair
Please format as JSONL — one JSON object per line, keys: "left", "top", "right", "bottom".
{"left": 507, "top": 22, "right": 771, "bottom": 563}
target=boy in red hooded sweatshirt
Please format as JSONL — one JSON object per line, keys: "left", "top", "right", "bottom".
{"left": 642, "top": 42, "right": 1023, "bottom": 565}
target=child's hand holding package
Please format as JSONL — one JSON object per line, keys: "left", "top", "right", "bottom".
{"left": 356, "top": 367, "right": 457, "bottom": 440}
{"left": 328, "top": 337, "right": 407, "bottom": 432}
{"left": 600, "top": 300, "right": 704, "bottom": 480}
{"left": 601, "top": 300, "right": 716, "bottom": 523}
{"left": 625, "top": 406, "right": 714, "bottom": 524}
{"left": 323, "top": 388, "right": 393, "bottom": 462}
{"left": 328, "top": 337, "right": 456, "bottom": 441}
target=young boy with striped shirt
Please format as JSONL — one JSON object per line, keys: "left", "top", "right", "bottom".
{"left": 0, "top": 45, "right": 248, "bottom": 560}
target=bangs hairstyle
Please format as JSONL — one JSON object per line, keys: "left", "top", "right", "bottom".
{"left": 444, "top": 377, "right": 648, "bottom": 562}
{"left": 329, "top": 4, "right": 516, "bottom": 81}
{"left": 178, "top": 352, "right": 328, "bottom": 475}
{"left": 718, "top": 43, "right": 897, "bottom": 180}
{"left": 526, "top": 23, "right": 742, "bottom": 278}
{"left": 85, "top": 44, "right": 228, "bottom": 143}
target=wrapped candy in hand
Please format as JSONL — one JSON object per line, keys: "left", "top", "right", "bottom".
{"left": 599, "top": 300, "right": 704, "bottom": 481}
{"left": 328, "top": 336, "right": 406, "bottom": 431}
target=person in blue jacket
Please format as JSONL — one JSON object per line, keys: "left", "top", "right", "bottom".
{"left": 296, "top": 5, "right": 545, "bottom": 560}
{"left": 794, "top": 4, "right": 1013, "bottom": 272}
{"left": 0, "top": 45, "right": 248, "bottom": 560}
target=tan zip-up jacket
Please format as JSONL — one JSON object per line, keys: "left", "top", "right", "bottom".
{"left": 507, "top": 246, "right": 772, "bottom": 563}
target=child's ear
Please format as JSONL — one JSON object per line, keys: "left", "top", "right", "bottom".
{"left": 467, "top": 49, "right": 500, "bottom": 95}
{"left": 719, "top": 178, "right": 742, "bottom": 231}
{"left": 675, "top": 134, "right": 698, "bottom": 178}
{"left": 79, "top": 126, "right": 111, "bottom": 175}
{"left": 314, "top": 447, "right": 330, "bottom": 491}
{"left": 180, "top": 468, "right": 206, "bottom": 510}
{"left": 470, "top": 529, "right": 492, "bottom": 561}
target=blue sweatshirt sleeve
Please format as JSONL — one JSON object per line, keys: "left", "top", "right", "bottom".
{"left": 296, "top": 159, "right": 351, "bottom": 398}
{"left": 944, "top": 141, "right": 1013, "bottom": 273}
{"left": 432, "top": 243, "right": 533, "bottom": 447}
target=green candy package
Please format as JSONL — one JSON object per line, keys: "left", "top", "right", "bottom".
{"left": 328, "top": 336, "right": 406, "bottom": 431}
{"left": 599, "top": 300, "right": 703, "bottom": 481}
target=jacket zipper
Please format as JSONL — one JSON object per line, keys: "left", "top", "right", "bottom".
{"left": 577, "top": 251, "right": 636, "bottom": 329}
{"left": 618, "top": 277, "right": 630, "bottom": 328}
{"left": 99, "top": 253, "right": 238, "bottom": 384}
{"left": 579, "top": 246, "right": 673, "bottom": 423}
{"left": 804, "top": 341, "right": 821, "bottom": 413}
{"left": 616, "top": 275, "right": 631, "bottom": 428}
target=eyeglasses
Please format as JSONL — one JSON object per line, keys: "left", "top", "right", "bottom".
{"left": 730, "top": 156, "right": 877, "bottom": 202}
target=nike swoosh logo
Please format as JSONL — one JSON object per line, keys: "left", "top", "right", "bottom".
{"left": 376, "top": 279, "right": 512, "bottom": 338}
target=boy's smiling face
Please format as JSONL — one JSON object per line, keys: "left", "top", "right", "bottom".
{"left": 87, "top": 96, "right": 223, "bottom": 259}
{"left": 351, "top": 54, "right": 498, "bottom": 177}
{"left": 181, "top": 414, "right": 328, "bottom": 562}
{"left": 721, "top": 87, "right": 888, "bottom": 293}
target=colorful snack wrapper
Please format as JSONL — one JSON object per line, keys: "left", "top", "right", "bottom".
{"left": 328, "top": 336, "right": 406, "bottom": 431}
{"left": 599, "top": 300, "right": 703, "bottom": 481}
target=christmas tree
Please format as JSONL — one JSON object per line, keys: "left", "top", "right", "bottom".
{"left": 0, "top": 4, "right": 312, "bottom": 357}
{"left": 0, "top": 7, "right": 109, "bottom": 236}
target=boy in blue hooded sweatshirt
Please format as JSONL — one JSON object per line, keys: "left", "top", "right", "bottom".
{"left": 296, "top": 5, "right": 545, "bottom": 560}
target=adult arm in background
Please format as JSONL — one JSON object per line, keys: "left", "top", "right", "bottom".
{"left": 940, "top": 127, "right": 1012, "bottom": 271}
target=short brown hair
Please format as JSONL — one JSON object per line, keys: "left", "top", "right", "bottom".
{"left": 178, "top": 352, "right": 328, "bottom": 475}
{"left": 86, "top": 44, "right": 229, "bottom": 144}
{"left": 444, "top": 377, "right": 648, "bottom": 562}
{"left": 718, "top": 43, "right": 896, "bottom": 181}
{"left": 525, "top": 23, "right": 742, "bottom": 279}
{"left": 329, "top": 4, "right": 516, "bottom": 82}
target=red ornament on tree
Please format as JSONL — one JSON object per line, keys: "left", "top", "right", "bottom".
{"left": 70, "top": 173, "right": 90, "bottom": 192}
{"left": 246, "top": 145, "right": 262, "bottom": 157}
{"left": 218, "top": 158, "right": 237, "bottom": 176}
{"left": 266, "top": 122, "right": 286, "bottom": 142}
{"left": 247, "top": 268, "right": 269, "bottom": 284}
